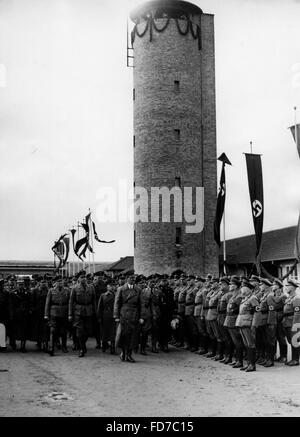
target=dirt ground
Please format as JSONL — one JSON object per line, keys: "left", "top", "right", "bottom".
{"left": 1, "top": 340, "right": 300, "bottom": 417}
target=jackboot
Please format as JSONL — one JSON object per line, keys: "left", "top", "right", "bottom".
{"left": 140, "top": 334, "right": 148, "bottom": 355}
{"left": 245, "top": 348, "right": 256, "bottom": 372}
{"left": 240, "top": 348, "right": 249, "bottom": 371}
{"left": 214, "top": 342, "right": 224, "bottom": 361}
{"left": 48, "top": 333, "right": 55, "bottom": 356}
{"left": 287, "top": 346, "right": 300, "bottom": 366}
{"left": 232, "top": 349, "right": 244, "bottom": 368}
{"left": 264, "top": 344, "right": 274, "bottom": 367}
{"left": 126, "top": 349, "right": 135, "bottom": 363}
{"left": 110, "top": 341, "right": 115, "bottom": 355}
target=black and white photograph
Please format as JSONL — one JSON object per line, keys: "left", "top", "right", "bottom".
{"left": 0, "top": 0, "right": 300, "bottom": 422}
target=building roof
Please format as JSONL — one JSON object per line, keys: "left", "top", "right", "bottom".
{"left": 223, "top": 226, "right": 298, "bottom": 264}
{"left": 107, "top": 256, "right": 134, "bottom": 272}
{"left": 130, "top": 0, "right": 202, "bottom": 22}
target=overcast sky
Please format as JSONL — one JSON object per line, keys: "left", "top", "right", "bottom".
{"left": 0, "top": 0, "right": 299, "bottom": 262}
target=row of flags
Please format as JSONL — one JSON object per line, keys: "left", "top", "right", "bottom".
{"left": 214, "top": 115, "right": 300, "bottom": 277}
{"left": 51, "top": 212, "right": 115, "bottom": 271}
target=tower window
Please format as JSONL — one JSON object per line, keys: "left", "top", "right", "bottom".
{"left": 174, "top": 129, "right": 180, "bottom": 140}
{"left": 133, "top": 88, "right": 135, "bottom": 101}
{"left": 174, "top": 80, "right": 180, "bottom": 92}
{"left": 175, "top": 176, "right": 181, "bottom": 187}
{"left": 176, "top": 227, "right": 182, "bottom": 245}
{"left": 133, "top": 135, "right": 136, "bottom": 148}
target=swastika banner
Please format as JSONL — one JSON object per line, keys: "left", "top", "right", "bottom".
{"left": 245, "top": 153, "right": 264, "bottom": 258}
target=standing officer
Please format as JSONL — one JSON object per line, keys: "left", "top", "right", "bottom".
{"left": 250, "top": 275, "right": 263, "bottom": 363}
{"left": 32, "top": 276, "right": 49, "bottom": 352}
{"left": 193, "top": 277, "right": 208, "bottom": 355}
{"left": 264, "top": 278, "right": 287, "bottom": 367}
{"left": 97, "top": 279, "right": 116, "bottom": 354}
{"left": 256, "top": 278, "right": 273, "bottom": 366}
{"left": 206, "top": 278, "right": 222, "bottom": 360}
{"left": 224, "top": 276, "right": 244, "bottom": 368}
{"left": 114, "top": 274, "right": 144, "bottom": 363}
{"left": 184, "top": 276, "right": 199, "bottom": 352}
{"left": 93, "top": 273, "right": 107, "bottom": 349}
{"left": 235, "top": 279, "right": 259, "bottom": 372}
{"left": 273, "top": 279, "right": 288, "bottom": 363}
{"left": 217, "top": 277, "right": 234, "bottom": 364}
{"left": 44, "top": 276, "right": 70, "bottom": 356}
{"left": 69, "top": 272, "right": 96, "bottom": 357}
{"left": 282, "top": 279, "right": 300, "bottom": 366}
{"left": 158, "top": 276, "right": 175, "bottom": 352}
{"left": 176, "top": 275, "right": 189, "bottom": 348}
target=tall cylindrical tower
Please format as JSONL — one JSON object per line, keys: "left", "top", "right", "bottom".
{"left": 130, "top": 0, "right": 218, "bottom": 276}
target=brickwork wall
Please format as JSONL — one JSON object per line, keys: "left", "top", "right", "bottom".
{"left": 132, "top": 9, "right": 218, "bottom": 276}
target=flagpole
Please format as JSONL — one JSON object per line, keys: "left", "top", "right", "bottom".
{"left": 223, "top": 209, "right": 226, "bottom": 275}
{"left": 295, "top": 106, "right": 298, "bottom": 147}
{"left": 89, "top": 209, "right": 96, "bottom": 274}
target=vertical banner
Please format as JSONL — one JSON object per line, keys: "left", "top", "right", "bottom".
{"left": 213, "top": 162, "right": 226, "bottom": 247}
{"left": 245, "top": 153, "right": 264, "bottom": 258}
{"left": 295, "top": 212, "right": 300, "bottom": 262}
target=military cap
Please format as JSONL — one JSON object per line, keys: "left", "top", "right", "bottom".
{"left": 211, "top": 277, "right": 219, "bottom": 283}
{"left": 242, "top": 278, "right": 254, "bottom": 290}
{"left": 273, "top": 278, "right": 284, "bottom": 287}
{"left": 86, "top": 273, "right": 93, "bottom": 279}
{"left": 230, "top": 275, "right": 241, "bottom": 286}
{"left": 287, "top": 279, "right": 300, "bottom": 288}
{"left": 206, "top": 274, "right": 212, "bottom": 280}
{"left": 260, "top": 278, "right": 273, "bottom": 286}
{"left": 240, "top": 275, "right": 248, "bottom": 282}
{"left": 219, "top": 276, "right": 230, "bottom": 285}
{"left": 249, "top": 275, "right": 260, "bottom": 282}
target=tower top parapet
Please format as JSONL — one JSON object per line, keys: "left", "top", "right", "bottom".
{"left": 130, "top": 0, "right": 203, "bottom": 23}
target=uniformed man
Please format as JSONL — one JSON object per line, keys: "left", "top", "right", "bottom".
{"left": 184, "top": 276, "right": 199, "bottom": 352}
{"left": 158, "top": 276, "right": 175, "bottom": 352}
{"left": 93, "top": 273, "right": 107, "bottom": 349}
{"left": 139, "top": 278, "right": 153, "bottom": 355}
{"left": 255, "top": 278, "right": 273, "bottom": 366}
{"left": 68, "top": 272, "right": 96, "bottom": 357}
{"left": 235, "top": 279, "right": 259, "bottom": 372}
{"left": 113, "top": 274, "right": 144, "bottom": 363}
{"left": 224, "top": 276, "right": 244, "bottom": 368}
{"left": 97, "top": 279, "right": 116, "bottom": 354}
{"left": 32, "top": 276, "right": 49, "bottom": 352}
{"left": 193, "top": 277, "right": 208, "bottom": 355}
{"left": 264, "top": 278, "right": 287, "bottom": 367}
{"left": 9, "top": 278, "right": 31, "bottom": 352}
{"left": 176, "top": 275, "right": 189, "bottom": 348}
{"left": 249, "top": 275, "right": 263, "bottom": 363}
{"left": 45, "top": 276, "right": 70, "bottom": 356}
{"left": 283, "top": 279, "right": 300, "bottom": 366}
{"left": 206, "top": 278, "right": 222, "bottom": 360}
{"left": 217, "top": 277, "right": 234, "bottom": 364}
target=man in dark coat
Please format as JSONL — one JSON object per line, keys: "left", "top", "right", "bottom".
{"left": 113, "top": 275, "right": 144, "bottom": 363}
{"left": 93, "top": 273, "right": 107, "bottom": 349}
{"left": 158, "top": 277, "right": 176, "bottom": 352}
{"left": 44, "top": 276, "right": 70, "bottom": 356}
{"left": 97, "top": 280, "right": 116, "bottom": 354}
{"left": 32, "top": 276, "right": 50, "bottom": 352}
{"left": 69, "top": 273, "right": 96, "bottom": 357}
{"left": 9, "top": 279, "right": 31, "bottom": 352}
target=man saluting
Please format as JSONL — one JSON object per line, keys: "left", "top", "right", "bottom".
{"left": 114, "top": 275, "right": 144, "bottom": 363}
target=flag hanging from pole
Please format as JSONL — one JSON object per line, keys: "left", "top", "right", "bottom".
{"left": 213, "top": 153, "right": 231, "bottom": 247}
{"left": 245, "top": 153, "right": 264, "bottom": 258}
{"left": 92, "top": 221, "right": 116, "bottom": 244}
{"left": 289, "top": 123, "right": 300, "bottom": 159}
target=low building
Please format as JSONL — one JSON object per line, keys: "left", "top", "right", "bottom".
{"left": 221, "top": 225, "right": 299, "bottom": 280}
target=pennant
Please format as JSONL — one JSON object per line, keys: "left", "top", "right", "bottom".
{"left": 245, "top": 153, "right": 264, "bottom": 258}
{"left": 61, "top": 235, "right": 70, "bottom": 267}
{"left": 290, "top": 123, "right": 300, "bottom": 159}
{"left": 92, "top": 221, "right": 116, "bottom": 244}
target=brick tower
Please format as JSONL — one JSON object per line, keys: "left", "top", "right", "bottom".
{"left": 130, "top": 0, "right": 218, "bottom": 276}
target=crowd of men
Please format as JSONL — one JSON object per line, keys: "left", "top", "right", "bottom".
{"left": 0, "top": 270, "right": 299, "bottom": 370}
